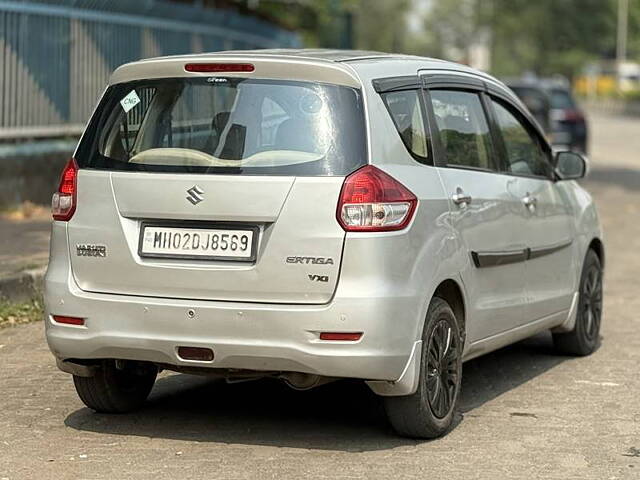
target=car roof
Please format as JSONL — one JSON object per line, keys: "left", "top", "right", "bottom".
{"left": 108, "top": 48, "right": 545, "bottom": 144}
{"left": 138, "top": 48, "right": 431, "bottom": 64}
{"left": 112, "top": 48, "right": 514, "bottom": 101}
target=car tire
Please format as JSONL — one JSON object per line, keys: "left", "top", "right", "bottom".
{"left": 73, "top": 360, "right": 157, "bottom": 413}
{"left": 383, "top": 296, "right": 463, "bottom": 439}
{"left": 553, "top": 249, "right": 603, "bottom": 356}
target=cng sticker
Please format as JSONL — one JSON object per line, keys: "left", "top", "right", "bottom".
{"left": 120, "top": 90, "right": 141, "bottom": 113}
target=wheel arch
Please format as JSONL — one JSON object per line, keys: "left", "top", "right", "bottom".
{"left": 588, "top": 237, "right": 605, "bottom": 269}
{"left": 432, "top": 278, "right": 466, "bottom": 342}
{"left": 367, "top": 277, "right": 467, "bottom": 397}
{"left": 552, "top": 235, "right": 604, "bottom": 335}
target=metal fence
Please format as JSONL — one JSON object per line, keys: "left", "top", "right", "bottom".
{"left": 0, "top": 0, "right": 299, "bottom": 140}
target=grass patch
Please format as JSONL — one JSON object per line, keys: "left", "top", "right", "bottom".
{"left": 0, "top": 201, "right": 48, "bottom": 220}
{"left": 0, "top": 297, "right": 43, "bottom": 329}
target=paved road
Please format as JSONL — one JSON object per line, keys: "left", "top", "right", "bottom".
{"left": 0, "top": 215, "right": 49, "bottom": 278}
{"left": 1, "top": 111, "right": 639, "bottom": 479}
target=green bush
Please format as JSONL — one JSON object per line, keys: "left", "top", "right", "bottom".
{"left": 0, "top": 297, "right": 43, "bottom": 328}
{"left": 621, "top": 90, "right": 640, "bottom": 102}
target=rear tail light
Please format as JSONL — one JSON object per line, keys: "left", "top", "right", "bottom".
{"left": 337, "top": 165, "right": 417, "bottom": 232}
{"left": 185, "top": 63, "right": 255, "bottom": 73}
{"left": 563, "top": 109, "right": 585, "bottom": 123}
{"left": 52, "top": 158, "right": 78, "bottom": 221}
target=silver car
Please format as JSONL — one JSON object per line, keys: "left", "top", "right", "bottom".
{"left": 45, "top": 49, "right": 604, "bottom": 438}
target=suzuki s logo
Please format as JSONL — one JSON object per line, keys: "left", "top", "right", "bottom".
{"left": 186, "top": 185, "right": 204, "bottom": 205}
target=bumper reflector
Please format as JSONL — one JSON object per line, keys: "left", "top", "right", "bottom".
{"left": 319, "top": 332, "right": 363, "bottom": 341}
{"left": 52, "top": 315, "right": 85, "bottom": 326}
{"left": 177, "top": 346, "right": 214, "bottom": 362}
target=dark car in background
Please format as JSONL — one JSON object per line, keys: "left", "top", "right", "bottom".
{"left": 505, "top": 80, "right": 552, "bottom": 135}
{"left": 544, "top": 80, "right": 589, "bottom": 154}
{"left": 506, "top": 78, "right": 588, "bottom": 154}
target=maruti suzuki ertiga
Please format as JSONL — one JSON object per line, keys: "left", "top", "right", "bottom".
{"left": 45, "top": 49, "right": 604, "bottom": 438}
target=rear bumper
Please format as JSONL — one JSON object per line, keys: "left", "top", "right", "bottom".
{"left": 44, "top": 226, "right": 419, "bottom": 382}
{"left": 45, "top": 291, "right": 409, "bottom": 381}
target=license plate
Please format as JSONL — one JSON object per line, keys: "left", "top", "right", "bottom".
{"left": 139, "top": 224, "right": 257, "bottom": 261}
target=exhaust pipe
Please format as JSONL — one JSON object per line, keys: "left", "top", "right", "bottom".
{"left": 279, "top": 372, "right": 336, "bottom": 391}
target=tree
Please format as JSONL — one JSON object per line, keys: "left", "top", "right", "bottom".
{"left": 412, "top": 0, "right": 623, "bottom": 78}
{"left": 626, "top": 0, "right": 640, "bottom": 61}
{"left": 217, "top": 0, "right": 413, "bottom": 51}
{"left": 351, "top": 0, "right": 413, "bottom": 52}
{"left": 488, "top": 0, "right": 616, "bottom": 78}
{"left": 214, "top": 0, "right": 358, "bottom": 48}
{"left": 208, "top": 0, "right": 640, "bottom": 78}
{"left": 418, "top": 0, "right": 487, "bottom": 60}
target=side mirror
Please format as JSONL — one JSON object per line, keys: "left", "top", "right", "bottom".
{"left": 555, "top": 151, "right": 588, "bottom": 180}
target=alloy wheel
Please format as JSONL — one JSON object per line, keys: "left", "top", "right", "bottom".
{"left": 426, "top": 319, "right": 459, "bottom": 419}
{"left": 582, "top": 265, "right": 603, "bottom": 341}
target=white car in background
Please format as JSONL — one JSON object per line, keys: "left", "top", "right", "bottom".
{"left": 45, "top": 50, "right": 604, "bottom": 438}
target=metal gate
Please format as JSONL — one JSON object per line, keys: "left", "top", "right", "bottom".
{"left": 0, "top": 0, "right": 299, "bottom": 139}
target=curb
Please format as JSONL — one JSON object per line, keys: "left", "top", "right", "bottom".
{"left": 0, "top": 267, "right": 46, "bottom": 302}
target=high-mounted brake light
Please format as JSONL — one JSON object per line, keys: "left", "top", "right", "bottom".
{"left": 337, "top": 165, "right": 417, "bottom": 232}
{"left": 52, "top": 158, "right": 78, "bottom": 221}
{"left": 184, "top": 63, "right": 255, "bottom": 73}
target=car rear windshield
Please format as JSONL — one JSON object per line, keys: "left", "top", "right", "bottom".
{"left": 549, "top": 89, "right": 576, "bottom": 109}
{"left": 76, "top": 77, "right": 367, "bottom": 176}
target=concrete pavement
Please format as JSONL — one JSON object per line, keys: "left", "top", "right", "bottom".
{"left": 0, "top": 214, "right": 49, "bottom": 301}
{"left": 0, "top": 110, "right": 639, "bottom": 479}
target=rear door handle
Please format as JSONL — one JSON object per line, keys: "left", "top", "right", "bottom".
{"left": 522, "top": 193, "right": 537, "bottom": 208}
{"left": 451, "top": 188, "right": 472, "bottom": 206}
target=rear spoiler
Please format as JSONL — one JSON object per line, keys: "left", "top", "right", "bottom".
{"left": 110, "top": 56, "right": 361, "bottom": 89}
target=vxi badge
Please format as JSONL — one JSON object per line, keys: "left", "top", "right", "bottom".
{"left": 285, "top": 256, "right": 334, "bottom": 265}
{"left": 308, "top": 274, "right": 329, "bottom": 283}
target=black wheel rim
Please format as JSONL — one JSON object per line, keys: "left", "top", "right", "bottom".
{"left": 582, "top": 265, "right": 603, "bottom": 342}
{"left": 426, "top": 319, "right": 459, "bottom": 419}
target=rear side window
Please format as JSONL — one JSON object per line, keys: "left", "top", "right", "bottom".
{"left": 381, "top": 90, "right": 429, "bottom": 161}
{"left": 491, "top": 100, "right": 551, "bottom": 178}
{"left": 77, "top": 77, "right": 367, "bottom": 176}
{"left": 429, "top": 90, "right": 496, "bottom": 171}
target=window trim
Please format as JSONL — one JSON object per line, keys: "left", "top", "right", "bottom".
{"left": 421, "top": 74, "right": 485, "bottom": 91}
{"left": 379, "top": 87, "right": 434, "bottom": 166}
{"left": 486, "top": 95, "right": 555, "bottom": 181}
{"left": 479, "top": 91, "right": 510, "bottom": 173}
{"left": 423, "top": 87, "right": 499, "bottom": 172}
{"left": 372, "top": 75, "right": 421, "bottom": 93}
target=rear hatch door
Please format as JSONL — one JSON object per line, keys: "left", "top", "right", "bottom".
{"left": 67, "top": 67, "right": 366, "bottom": 303}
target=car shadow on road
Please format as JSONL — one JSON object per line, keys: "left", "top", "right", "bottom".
{"left": 65, "top": 331, "right": 569, "bottom": 452}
